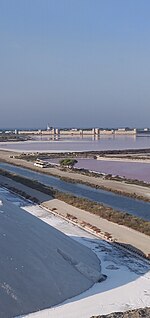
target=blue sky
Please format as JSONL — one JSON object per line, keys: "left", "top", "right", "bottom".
{"left": 0, "top": 0, "right": 150, "bottom": 128}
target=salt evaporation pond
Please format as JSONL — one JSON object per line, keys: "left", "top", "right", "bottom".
{"left": 0, "top": 134, "right": 150, "bottom": 152}
{"left": 47, "top": 158, "right": 150, "bottom": 183}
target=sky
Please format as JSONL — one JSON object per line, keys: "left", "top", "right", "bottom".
{"left": 0, "top": 0, "right": 150, "bottom": 129}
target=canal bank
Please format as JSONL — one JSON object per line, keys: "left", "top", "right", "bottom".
{"left": 0, "top": 176, "right": 150, "bottom": 256}
{"left": 0, "top": 162, "right": 150, "bottom": 221}
{"left": 0, "top": 150, "right": 150, "bottom": 202}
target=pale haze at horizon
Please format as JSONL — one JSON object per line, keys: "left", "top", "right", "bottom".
{"left": 0, "top": 0, "right": 150, "bottom": 129}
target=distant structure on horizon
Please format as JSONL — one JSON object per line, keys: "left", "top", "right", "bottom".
{"left": 17, "top": 127, "right": 137, "bottom": 136}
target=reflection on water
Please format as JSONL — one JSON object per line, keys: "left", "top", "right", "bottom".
{"left": 0, "top": 135, "right": 150, "bottom": 152}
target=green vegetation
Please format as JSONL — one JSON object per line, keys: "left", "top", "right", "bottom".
{"left": 55, "top": 193, "right": 150, "bottom": 236}
{"left": 59, "top": 158, "right": 78, "bottom": 168}
{"left": 0, "top": 168, "right": 150, "bottom": 237}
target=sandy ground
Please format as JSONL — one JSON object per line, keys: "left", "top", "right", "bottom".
{"left": 0, "top": 150, "right": 150, "bottom": 200}
{"left": 0, "top": 176, "right": 150, "bottom": 256}
{"left": 43, "top": 199, "right": 150, "bottom": 256}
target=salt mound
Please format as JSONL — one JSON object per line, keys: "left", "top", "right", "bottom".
{"left": 0, "top": 199, "right": 101, "bottom": 317}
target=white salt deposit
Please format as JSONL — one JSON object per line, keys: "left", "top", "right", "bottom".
{"left": 22, "top": 203, "right": 150, "bottom": 318}
{"left": 0, "top": 187, "right": 150, "bottom": 318}
{"left": 0, "top": 189, "right": 101, "bottom": 318}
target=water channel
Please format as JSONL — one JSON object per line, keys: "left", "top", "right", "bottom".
{"left": 0, "top": 162, "right": 150, "bottom": 221}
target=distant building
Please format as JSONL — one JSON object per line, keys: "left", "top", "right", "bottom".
{"left": 18, "top": 127, "right": 137, "bottom": 136}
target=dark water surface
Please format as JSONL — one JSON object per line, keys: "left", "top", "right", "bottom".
{"left": 0, "top": 162, "right": 150, "bottom": 221}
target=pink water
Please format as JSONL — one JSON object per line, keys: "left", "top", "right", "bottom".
{"left": 0, "top": 135, "right": 150, "bottom": 152}
{"left": 75, "top": 159, "right": 150, "bottom": 182}
{"left": 47, "top": 158, "right": 150, "bottom": 182}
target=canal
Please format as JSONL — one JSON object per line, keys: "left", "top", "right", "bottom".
{"left": 0, "top": 162, "right": 150, "bottom": 221}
